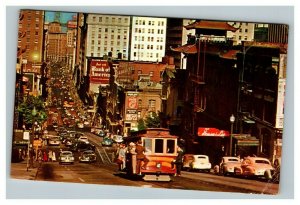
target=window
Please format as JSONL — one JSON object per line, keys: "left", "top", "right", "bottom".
{"left": 148, "top": 99, "right": 156, "bottom": 108}
{"left": 118, "top": 18, "right": 121, "bottom": 23}
{"left": 99, "top": 17, "right": 102, "bottom": 22}
{"left": 138, "top": 99, "right": 142, "bottom": 108}
{"left": 92, "top": 16, "right": 96, "bottom": 22}
{"left": 144, "top": 139, "right": 152, "bottom": 153}
{"left": 245, "top": 29, "right": 248, "bottom": 33}
{"left": 166, "top": 140, "right": 175, "bottom": 153}
{"left": 155, "top": 139, "right": 164, "bottom": 153}
{"left": 105, "top": 28, "right": 108, "bottom": 32}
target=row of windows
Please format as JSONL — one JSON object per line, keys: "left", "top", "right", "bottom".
{"left": 137, "top": 99, "right": 156, "bottom": 108}
{"left": 91, "top": 40, "right": 127, "bottom": 47}
{"left": 135, "top": 19, "right": 165, "bottom": 27}
{"left": 94, "top": 28, "right": 128, "bottom": 34}
{"left": 92, "top": 16, "right": 129, "bottom": 24}
{"left": 90, "top": 45, "right": 127, "bottom": 52}
{"left": 239, "top": 28, "right": 249, "bottom": 33}
{"left": 134, "top": 36, "right": 164, "bottom": 42}
{"left": 133, "top": 52, "right": 162, "bottom": 58}
{"left": 133, "top": 44, "right": 163, "bottom": 50}
{"left": 134, "top": 28, "right": 165, "bottom": 34}
{"left": 91, "top": 33, "right": 127, "bottom": 40}
{"left": 90, "top": 52, "right": 127, "bottom": 58}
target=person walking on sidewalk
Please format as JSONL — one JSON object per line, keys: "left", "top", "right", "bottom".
{"left": 43, "top": 151, "right": 48, "bottom": 162}
{"left": 48, "top": 150, "right": 53, "bottom": 162}
{"left": 52, "top": 151, "right": 56, "bottom": 162}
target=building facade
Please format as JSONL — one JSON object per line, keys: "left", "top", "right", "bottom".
{"left": 85, "top": 14, "right": 131, "bottom": 59}
{"left": 227, "top": 22, "right": 255, "bottom": 45}
{"left": 130, "top": 16, "right": 167, "bottom": 62}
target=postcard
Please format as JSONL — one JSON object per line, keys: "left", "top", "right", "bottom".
{"left": 10, "top": 8, "right": 289, "bottom": 196}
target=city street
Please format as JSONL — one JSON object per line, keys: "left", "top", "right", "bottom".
{"left": 11, "top": 10, "right": 288, "bottom": 197}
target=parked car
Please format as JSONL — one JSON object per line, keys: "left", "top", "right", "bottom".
{"left": 79, "top": 150, "right": 97, "bottom": 163}
{"left": 234, "top": 157, "right": 275, "bottom": 180}
{"left": 217, "top": 156, "right": 242, "bottom": 176}
{"left": 78, "top": 136, "right": 89, "bottom": 143}
{"left": 112, "top": 135, "right": 123, "bottom": 143}
{"left": 183, "top": 154, "right": 212, "bottom": 172}
{"left": 71, "top": 141, "right": 95, "bottom": 152}
{"left": 59, "top": 151, "right": 74, "bottom": 164}
{"left": 48, "top": 136, "right": 61, "bottom": 146}
{"left": 102, "top": 137, "right": 113, "bottom": 147}
{"left": 97, "top": 130, "right": 106, "bottom": 137}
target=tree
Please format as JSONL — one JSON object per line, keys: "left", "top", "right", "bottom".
{"left": 145, "top": 112, "right": 161, "bottom": 128}
{"left": 137, "top": 118, "right": 146, "bottom": 131}
{"left": 17, "top": 95, "right": 48, "bottom": 127}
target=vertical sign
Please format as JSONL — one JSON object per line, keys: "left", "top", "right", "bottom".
{"left": 275, "top": 79, "right": 285, "bottom": 129}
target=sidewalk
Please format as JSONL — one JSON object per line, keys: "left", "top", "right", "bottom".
{"left": 9, "top": 161, "right": 39, "bottom": 180}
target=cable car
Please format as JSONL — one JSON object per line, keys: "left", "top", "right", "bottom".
{"left": 124, "top": 128, "right": 178, "bottom": 181}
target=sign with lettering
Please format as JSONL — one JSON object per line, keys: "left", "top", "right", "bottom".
{"left": 197, "top": 127, "right": 230, "bottom": 137}
{"left": 89, "top": 59, "right": 110, "bottom": 85}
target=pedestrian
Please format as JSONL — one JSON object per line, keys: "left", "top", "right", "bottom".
{"left": 37, "top": 150, "right": 43, "bottom": 167}
{"left": 135, "top": 140, "right": 149, "bottom": 175}
{"left": 43, "top": 151, "right": 48, "bottom": 162}
{"left": 52, "top": 151, "right": 56, "bottom": 162}
{"left": 48, "top": 150, "right": 53, "bottom": 162}
{"left": 174, "top": 146, "right": 184, "bottom": 176}
{"left": 115, "top": 143, "right": 126, "bottom": 171}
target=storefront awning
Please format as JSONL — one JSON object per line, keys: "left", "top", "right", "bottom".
{"left": 234, "top": 134, "right": 259, "bottom": 146}
{"left": 198, "top": 127, "right": 229, "bottom": 137}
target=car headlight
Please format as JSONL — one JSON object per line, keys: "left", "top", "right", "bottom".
{"left": 156, "top": 163, "right": 161, "bottom": 168}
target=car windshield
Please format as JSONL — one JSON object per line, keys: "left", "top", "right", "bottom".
{"left": 227, "top": 158, "right": 239, "bottom": 162}
{"left": 61, "top": 152, "right": 72, "bottom": 156}
{"left": 255, "top": 160, "right": 270, "bottom": 164}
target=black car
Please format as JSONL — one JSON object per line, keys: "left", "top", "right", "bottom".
{"left": 71, "top": 141, "right": 95, "bottom": 152}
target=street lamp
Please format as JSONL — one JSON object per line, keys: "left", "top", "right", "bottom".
{"left": 26, "top": 106, "right": 37, "bottom": 171}
{"left": 229, "top": 114, "right": 235, "bottom": 156}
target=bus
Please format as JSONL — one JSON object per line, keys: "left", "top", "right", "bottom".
{"left": 124, "top": 128, "right": 178, "bottom": 181}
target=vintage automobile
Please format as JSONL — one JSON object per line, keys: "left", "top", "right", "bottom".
{"left": 183, "top": 154, "right": 212, "bottom": 172}
{"left": 79, "top": 150, "right": 97, "bottom": 163}
{"left": 78, "top": 136, "right": 89, "bottom": 143}
{"left": 112, "top": 135, "right": 123, "bottom": 143}
{"left": 48, "top": 136, "right": 61, "bottom": 146}
{"left": 59, "top": 151, "right": 75, "bottom": 164}
{"left": 234, "top": 157, "right": 275, "bottom": 180}
{"left": 71, "top": 141, "right": 95, "bottom": 152}
{"left": 101, "top": 137, "right": 113, "bottom": 147}
{"left": 218, "top": 156, "right": 242, "bottom": 176}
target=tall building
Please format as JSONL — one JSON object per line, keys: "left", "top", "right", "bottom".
{"left": 166, "top": 18, "right": 195, "bottom": 69}
{"left": 86, "top": 14, "right": 131, "bottom": 59}
{"left": 227, "top": 22, "right": 255, "bottom": 45}
{"left": 17, "top": 10, "right": 44, "bottom": 73}
{"left": 46, "top": 22, "right": 68, "bottom": 62}
{"left": 130, "top": 16, "right": 167, "bottom": 62}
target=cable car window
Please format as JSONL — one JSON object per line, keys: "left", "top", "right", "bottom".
{"left": 155, "top": 139, "right": 164, "bottom": 153}
{"left": 143, "top": 138, "right": 152, "bottom": 154}
{"left": 166, "top": 140, "right": 175, "bottom": 153}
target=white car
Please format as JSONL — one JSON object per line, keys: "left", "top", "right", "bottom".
{"left": 218, "top": 156, "right": 241, "bottom": 176}
{"left": 78, "top": 136, "right": 89, "bottom": 143}
{"left": 59, "top": 151, "right": 75, "bottom": 164}
{"left": 48, "top": 136, "right": 61, "bottom": 146}
{"left": 112, "top": 135, "right": 123, "bottom": 143}
{"left": 183, "top": 154, "right": 212, "bottom": 172}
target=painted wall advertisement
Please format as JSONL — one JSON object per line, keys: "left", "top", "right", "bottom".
{"left": 275, "top": 78, "right": 285, "bottom": 129}
{"left": 89, "top": 59, "right": 110, "bottom": 93}
{"left": 125, "top": 92, "right": 138, "bottom": 121}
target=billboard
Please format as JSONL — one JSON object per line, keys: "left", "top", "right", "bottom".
{"left": 89, "top": 59, "right": 110, "bottom": 85}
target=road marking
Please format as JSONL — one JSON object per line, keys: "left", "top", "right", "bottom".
{"left": 78, "top": 177, "right": 85, "bottom": 182}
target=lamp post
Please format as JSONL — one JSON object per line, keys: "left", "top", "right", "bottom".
{"left": 229, "top": 114, "right": 235, "bottom": 156}
{"left": 26, "top": 106, "right": 37, "bottom": 171}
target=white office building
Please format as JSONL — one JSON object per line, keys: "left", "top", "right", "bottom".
{"left": 227, "top": 22, "right": 255, "bottom": 45}
{"left": 86, "top": 14, "right": 131, "bottom": 59}
{"left": 130, "top": 16, "right": 167, "bottom": 62}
